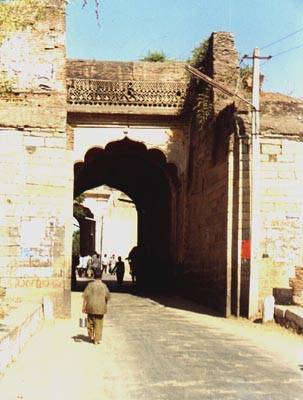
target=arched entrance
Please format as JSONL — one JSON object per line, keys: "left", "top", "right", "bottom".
{"left": 74, "top": 137, "right": 179, "bottom": 288}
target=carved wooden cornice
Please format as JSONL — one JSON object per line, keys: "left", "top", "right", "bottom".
{"left": 67, "top": 78, "right": 188, "bottom": 109}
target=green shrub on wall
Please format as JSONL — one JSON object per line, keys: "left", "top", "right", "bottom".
{"left": 189, "top": 39, "right": 214, "bottom": 133}
{"left": 190, "top": 40, "right": 209, "bottom": 71}
{"left": 141, "top": 50, "right": 168, "bottom": 62}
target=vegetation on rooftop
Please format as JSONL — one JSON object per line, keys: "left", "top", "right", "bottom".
{"left": 141, "top": 50, "right": 168, "bottom": 62}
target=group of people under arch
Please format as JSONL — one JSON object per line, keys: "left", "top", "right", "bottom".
{"left": 76, "top": 253, "right": 125, "bottom": 287}
{"left": 75, "top": 245, "right": 153, "bottom": 288}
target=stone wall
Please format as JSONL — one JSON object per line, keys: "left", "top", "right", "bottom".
{"left": 228, "top": 56, "right": 303, "bottom": 318}
{"left": 260, "top": 92, "right": 303, "bottom": 134}
{"left": 67, "top": 60, "right": 188, "bottom": 82}
{"left": 66, "top": 60, "right": 188, "bottom": 116}
{"left": 0, "top": 301, "right": 44, "bottom": 376}
{"left": 290, "top": 266, "right": 303, "bottom": 305}
{"left": 230, "top": 132, "right": 251, "bottom": 317}
{"left": 1, "top": 0, "right": 302, "bottom": 320}
{"left": 231, "top": 85, "right": 303, "bottom": 317}
{"left": 0, "top": 1, "right": 72, "bottom": 317}
{"left": 258, "top": 136, "right": 303, "bottom": 304}
{"left": 183, "top": 32, "right": 239, "bottom": 315}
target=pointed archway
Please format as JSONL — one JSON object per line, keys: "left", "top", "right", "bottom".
{"left": 74, "top": 137, "right": 179, "bottom": 287}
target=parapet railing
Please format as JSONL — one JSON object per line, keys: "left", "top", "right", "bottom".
{"left": 67, "top": 78, "right": 188, "bottom": 109}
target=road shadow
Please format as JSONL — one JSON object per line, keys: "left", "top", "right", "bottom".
{"left": 140, "top": 291, "right": 223, "bottom": 318}
{"left": 72, "top": 276, "right": 221, "bottom": 318}
{"left": 71, "top": 334, "right": 91, "bottom": 343}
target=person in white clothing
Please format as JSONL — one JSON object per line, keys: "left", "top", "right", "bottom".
{"left": 79, "top": 254, "right": 91, "bottom": 277}
{"left": 101, "top": 254, "right": 108, "bottom": 274}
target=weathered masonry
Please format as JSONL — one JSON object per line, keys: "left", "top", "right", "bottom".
{"left": 0, "top": 1, "right": 303, "bottom": 318}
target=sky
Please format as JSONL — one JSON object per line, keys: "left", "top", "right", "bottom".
{"left": 67, "top": 0, "right": 303, "bottom": 98}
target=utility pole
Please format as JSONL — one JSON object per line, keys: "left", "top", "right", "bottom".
{"left": 251, "top": 47, "right": 261, "bottom": 136}
{"left": 100, "top": 215, "right": 104, "bottom": 256}
{"left": 243, "top": 48, "right": 270, "bottom": 318}
{"left": 249, "top": 48, "right": 261, "bottom": 318}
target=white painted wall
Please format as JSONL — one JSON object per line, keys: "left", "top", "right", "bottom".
{"left": 83, "top": 186, "right": 137, "bottom": 260}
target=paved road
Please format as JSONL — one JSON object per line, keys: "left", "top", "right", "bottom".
{"left": 0, "top": 289, "right": 303, "bottom": 400}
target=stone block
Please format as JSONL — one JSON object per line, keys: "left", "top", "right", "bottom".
{"left": 273, "top": 287, "right": 293, "bottom": 305}
{"left": 262, "top": 295, "right": 275, "bottom": 323}
{"left": 42, "top": 296, "right": 54, "bottom": 320}
{"left": 278, "top": 170, "right": 295, "bottom": 180}
{"left": 260, "top": 154, "right": 270, "bottom": 162}
{"left": 293, "top": 295, "right": 303, "bottom": 306}
{"left": 285, "top": 309, "right": 303, "bottom": 328}
{"left": 274, "top": 306, "right": 286, "bottom": 319}
{"left": 262, "top": 170, "right": 278, "bottom": 180}
{"left": 44, "top": 137, "right": 66, "bottom": 148}
{"left": 261, "top": 143, "right": 282, "bottom": 155}
{"left": 23, "top": 136, "right": 45, "bottom": 147}
{"left": 277, "top": 154, "right": 295, "bottom": 163}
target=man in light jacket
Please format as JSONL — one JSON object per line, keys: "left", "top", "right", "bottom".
{"left": 82, "top": 269, "right": 110, "bottom": 344}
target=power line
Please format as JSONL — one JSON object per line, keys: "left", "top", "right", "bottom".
{"left": 260, "top": 41, "right": 303, "bottom": 66}
{"left": 271, "top": 42, "right": 303, "bottom": 58}
{"left": 242, "top": 27, "right": 303, "bottom": 67}
{"left": 260, "top": 26, "right": 303, "bottom": 50}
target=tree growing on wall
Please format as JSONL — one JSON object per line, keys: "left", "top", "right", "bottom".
{"left": 73, "top": 193, "right": 86, "bottom": 220}
{"left": 141, "top": 50, "right": 167, "bottom": 62}
{"left": 73, "top": 194, "right": 85, "bottom": 256}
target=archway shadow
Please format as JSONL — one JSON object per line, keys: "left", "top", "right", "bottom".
{"left": 137, "top": 289, "right": 223, "bottom": 318}
{"left": 72, "top": 275, "right": 222, "bottom": 318}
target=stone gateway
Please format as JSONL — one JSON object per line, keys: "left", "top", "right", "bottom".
{"left": 0, "top": 1, "right": 303, "bottom": 318}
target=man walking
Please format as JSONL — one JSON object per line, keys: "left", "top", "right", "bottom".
{"left": 91, "top": 251, "right": 101, "bottom": 277}
{"left": 115, "top": 256, "right": 125, "bottom": 288}
{"left": 82, "top": 269, "right": 110, "bottom": 344}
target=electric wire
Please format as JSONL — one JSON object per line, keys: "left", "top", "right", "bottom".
{"left": 260, "top": 41, "right": 303, "bottom": 66}
{"left": 271, "top": 42, "right": 303, "bottom": 58}
{"left": 260, "top": 26, "right": 303, "bottom": 50}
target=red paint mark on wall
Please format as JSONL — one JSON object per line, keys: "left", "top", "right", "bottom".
{"left": 241, "top": 240, "right": 251, "bottom": 260}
